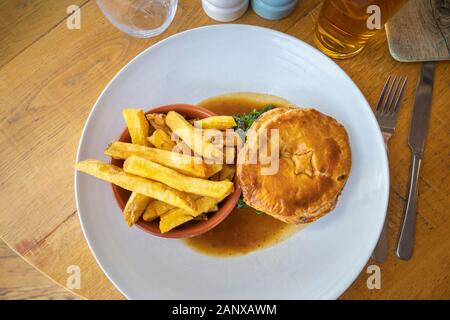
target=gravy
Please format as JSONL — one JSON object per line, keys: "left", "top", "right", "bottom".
{"left": 185, "top": 208, "right": 301, "bottom": 256}
{"left": 183, "top": 93, "right": 303, "bottom": 257}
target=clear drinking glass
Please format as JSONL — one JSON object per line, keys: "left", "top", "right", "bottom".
{"left": 96, "top": 0, "right": 178, "bottom": 38}
{"left": 314, "top": 0, "right": 407, "bottom": 59}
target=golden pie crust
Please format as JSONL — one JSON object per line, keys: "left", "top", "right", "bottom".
{"left": 237, "top": 107, "right": 351, "bottom": 224}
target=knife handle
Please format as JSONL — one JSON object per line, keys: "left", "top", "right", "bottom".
{"left": 396, "top": 153, "right": 422, "bottom": 260}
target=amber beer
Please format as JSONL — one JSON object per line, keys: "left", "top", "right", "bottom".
{"left": 314, "top": 0, "right": 407, "bottom": 59}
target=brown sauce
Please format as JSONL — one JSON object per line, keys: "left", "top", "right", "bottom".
{"left": 183, "top": 93, "right": 303, "bottom": 257}
{"left": 185, "top": 208, "right": 301, "bottom": 256}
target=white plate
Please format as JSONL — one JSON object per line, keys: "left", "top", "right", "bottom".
{"left": 75, "top": 25, "right": 388, "bottom": 299}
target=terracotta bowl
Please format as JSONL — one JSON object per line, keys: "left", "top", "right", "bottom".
{"left": 111, "top": 104, "right": 241, "bottom": 238}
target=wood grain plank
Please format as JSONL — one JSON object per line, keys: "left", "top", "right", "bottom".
{"left": 0, "top": 0, "right": 449, "bottom": 299}
{"left": 0, "top": 0, "right": 89, "bottom": 68}
{"left": 386, "top": 0, "right": 450, "bottom": 62}
{"left": 0, "top": 0, "right": 320, "bottom": 252}
{"left": 285, "top": 4, "right": 450, "bottom": 300}
{"left": 0, "top": 0, "right": 140, "bottom": 255}
{"left": 342, "top": 191, "right": 450, "bottom": 299}
{"left": 0, "top": 239, "right": 78, "bottom": 300}
{"left": 23, "top": 212, "right": 122, "bottom": 299}
{"left": 0, "top": 0, "right": 321, "bottom": 299}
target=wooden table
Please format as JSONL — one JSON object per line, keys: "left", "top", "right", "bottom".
{"left": 0, "top": 0, "right": 449, "bottom": 300}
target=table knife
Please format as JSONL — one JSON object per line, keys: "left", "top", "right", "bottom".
{"left": 396, "top": 61, "right": 435, "bottom": 260}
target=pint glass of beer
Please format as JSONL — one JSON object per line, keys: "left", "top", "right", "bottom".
{"left": 314, "top": 0, "right": 407, "bottom": 59}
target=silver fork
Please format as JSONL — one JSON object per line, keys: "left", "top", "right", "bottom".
{"left": 372, "top": 76, "right": 408, "bottom": 263}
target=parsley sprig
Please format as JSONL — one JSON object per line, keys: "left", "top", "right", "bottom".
{"left": 233, "top": 105, "right": 274, "bottom": 132}
{"left": 234, "top": 105, "right": 274, "bottom": 215}
{"left": 237, "top": 197, "right": 263, "bottom": 215}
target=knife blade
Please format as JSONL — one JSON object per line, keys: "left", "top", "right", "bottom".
{"left": 408, "top": 62, "right": 435, "bottom": 155}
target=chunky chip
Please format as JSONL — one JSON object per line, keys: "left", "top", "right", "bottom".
{"left": 146, "top": 113, "right": 171, "bottom": 135}
{"left": 123, "top": 156, "right": 234, "bottom": 199}
{"left": 105, "top": 141, "right": 207, "bottom": 178}
{"left": 166, "top": 111, "right": 223, "bottom": 160}
{"left": 219, "top": 164, "right": 236, "bottom": 181}
{"left": 148, "top": 129, "right": 176, "bottom": 151}
{"left": 142, "top": 200, "right": 174, "bottom": 221}
{"left": 159, "top": 196, "right": 220, "bottom": 233}
{"left": 122, "top": 109, "right": 150, "bottom": 146}
{"left": 194, "top": 116, "right": 237, "bottom": 130}
{"left": 74, "top": 160, "right": 196, "bottom": 213}
{"left": 123, "top": 192, "right": 153, "bottom": 226}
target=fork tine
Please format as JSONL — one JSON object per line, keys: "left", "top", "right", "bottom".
{"left": 375, "top": 76, "right": 391, "bottom": 112}
{"left": 387, "top": 77, "right": 402, "bottom": 113}
{"left": 382, "top": 76, "right": 396, "bottom": 113}
{"left": 392, "top": 77, "right": 407, "bottom": 114}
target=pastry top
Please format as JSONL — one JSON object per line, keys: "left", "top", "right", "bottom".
{"left": 237, "top": 107, "right": 351, "bottom": 224}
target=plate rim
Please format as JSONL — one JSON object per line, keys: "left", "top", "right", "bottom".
{"left": 74, "top": 24, "right": 389, "bottom": 300}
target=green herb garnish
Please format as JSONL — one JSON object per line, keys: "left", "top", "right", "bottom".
{"left": 234, "top": 105, "right": 274, "bottom": 216}
{"left": 237, "top": 197, "right": 264, "bottom": 214}
{"left": 233, "top": 105, "right": 274, "bottom": 132}
{"left": 237, "top": 197, "right": 251, "bottom": 209}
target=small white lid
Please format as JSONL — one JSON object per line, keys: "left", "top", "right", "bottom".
{"left": 207, "top": 0, "right": 245, "bottom": 8}
{"left": 202, "top": 0, "right": 249, "bottom": 22}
